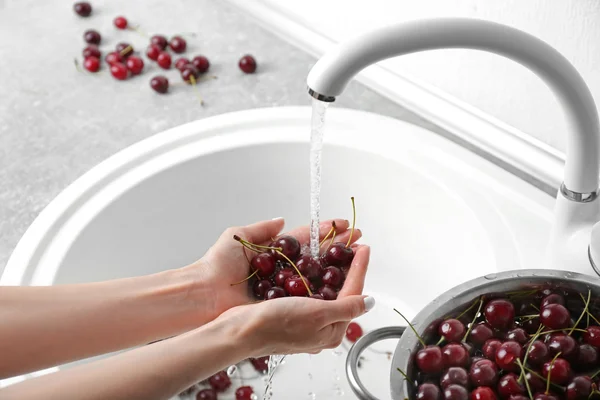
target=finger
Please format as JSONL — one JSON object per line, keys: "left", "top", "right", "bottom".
{"left": 278, "top": 219, "right": 349, "bottom": 245}
{"left": 338, "top": 245, "right": 370, "bottom": 298}
{"left": 327, "top": 228, "right": 362, "bottom": 248}
{"left": 240, "top": 218, "right": 286, "bottom": 244}
{"left": 320, "top": 294, "right": 374, "bottom": 325}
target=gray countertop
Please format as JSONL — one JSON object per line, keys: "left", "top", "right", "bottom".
{"left": 0, "top": 0, "right": 446, "bottom": 274}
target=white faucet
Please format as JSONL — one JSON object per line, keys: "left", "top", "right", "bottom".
{"left": 306, "top": 18, "right": 600, "bottom": 278}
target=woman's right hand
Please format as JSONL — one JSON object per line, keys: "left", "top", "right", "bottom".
{"left": 217, "top": 245, "right": 373, "bottom": 356}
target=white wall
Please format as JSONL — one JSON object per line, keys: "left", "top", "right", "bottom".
{"left": 257, "top": 0, "right": 600, "bottom": 153}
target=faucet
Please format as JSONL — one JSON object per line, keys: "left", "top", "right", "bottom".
{"left": 306, "top": 18, "right": 600, "bottom": 278}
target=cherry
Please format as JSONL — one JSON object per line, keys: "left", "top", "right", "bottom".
{"left": 151, "top": 35, "right": 168, "bottom": 50}
{"left": 416, "top": 346, "right": 444, "bottom": 375}
{"left": 250, "top": 253, "right": 276, "bottom": 278}
{"left": 547, "top": 333, "right": 579, "bottom": 360}
{"left": 175, "top": 57, "right": 191, "bottom": 71}
{"left": 471, "top": 387, "right": 497, "bottom": 400}
{"left": 239, "top": 55, "right": 257, "bottom": 73}
{"left": 146, "top": 45, "right": 161, "bottom": 61}
{"left": 541, "top": 357, "right": 572, "bottom": 385}
{"left": 196, "top": 389, "right": 217, "bottom": 400}
{"left": 105, "top": 51, "right": 123, "bottom": 65}
{"left": 192, "top": 56, "right": 210, "bottom": 73}
{"left": 275, "top": 268, "right": 294, "bottom": 287}
{"left": 318, "top": 285, "right": 338, "bottom": 300}
{"left": 523, "top": 315, "right": 541, "bottom": 334}
{"left": 157, "top": 52, "right": 172, "bottom": 69}
{"left": 284, "top": 275, "right": 310, "bottom": 296}
{"left": 525, "top": 371, "right": 546, "bottom": 393}
{"left": 417, "top": 383, "right": 442, "bottom": 400}
{"left": 297, "top": 256, "right": 324, "bottom": 282}
{"left": 440, "top": 367, "right": 468, "bottom": 389}
{"left": 584, "top": 326, "right": 600, "bottom": 347}
{"left": 250, "top": 356, "right": 269, "bottom": 373}
{"left": 526, "top": 340, "right": 549, "bottom": 366}
{"left": 346, "top": 322, "right": 363, "bottom": 342}
{"left": 469, "top": 358, "right": 499, "bottom": 387}
{"left": 116, "top": 42, "right": 133, "bottom": 58}
{"left": 541, "top": 293, "right": 565, "bottom": 308}
{"left": 269, "top": 236, "right": 301, "bottom": 261}
{"left": 498, "top": 373, "right": 525, "bottom": 399}
{"left": 83, "top": 56, "right": 100, "bottom": 73}
{"left": 114, "top": 16, "right": 128, "bottom": 30}
{"left": 482, "top": 339, "right": 502, "bottom": 360}
{"left": 442, "top": 343, "right": 469, "bottom": 368}
{"left": 540, "top": 303, "right": 571, "bottom": 329}
{"left": 73, "top": 2, "right": 92, "bottom": 17}
{"left": 126, "top": 56, "right": 144, "bottom": 75}
{"left": 84, "top": 30, "right": 101, "bottom": 45}
{"left": 443, "top": 384, "right": 469, "bottom": 400}
{"left": 235, "top": 386, "right": 254, "bottom": 400}
{"left": 576, "top": 343, "right": 598, "bottom": 369}
{"left": 265, "top": 286, "right": 286, "bottom": 300}
{"left": 439, "top": 319, "right": 466, "bottom": 343}
{"left": 110, "top": 62, "right": 128, "bottom": 80}
{"left": 495, "top": 341, "right": 523, "bottom": 372}
{"left": 169, "top": 36, "right": 187, "bottom": 53}
{"left": 181, "top": 66, "right": 199, "bottom": 84}
{"left": 470, "top": 323, "right": 495, "bottom": 346}
{"left": 321, "top": 266, "right": 343, "bottom": 288}
{"left": 83, "top": 45, "right": 101, "bottom": 59}
{"left": 252, "top": 279, "right": 272, "bottom": 299}
{"left": 533, "top": 393, "right": 559, "bottom": 400}
{"left": 322, "top": 243, "right": 354, "bottom": 268}
{"left": 310, "top": 293, "right": 324, "bottom": 300}
{"left": 566, "top": 376, "right": 593, "bottom": 400}
{"left": 150, "top": 76, "right": 169, "bottom": 94}
{"left": 208, "top": 371, "right": 231, "bottom": 392}
{"left": 506, "top": 328, "right": 528, "bottom": 344}
{"left": 484, "top": 299, "right": 515, "bottom": 329}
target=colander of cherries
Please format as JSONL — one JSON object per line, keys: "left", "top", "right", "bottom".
{"left": 346, "top": 269, "right": 600, "bottom": 400}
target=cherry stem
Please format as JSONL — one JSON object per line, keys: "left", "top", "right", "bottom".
{"left": 119, "top": 45, "right": 133, "bottom": 57}
{"left": 275, "top": 250, "right": 312, "bottom": 296}
{"left": 233, "top": 235, "right": 282, "bottom": 252}
{"left": 520, "top": 325, "right": 544, "bottom": 382}
{"left": 242, "top": 246, "right": 251, "bottom": 265}
{"left": 462, "top": 296, "right": 484, "bottom": 342}
{"left": 435, "top": 336, "right": 445, "bottom": 346}
{"left": 74, "top": 58, "right": 83, "bottom": 73}
{"left": 590, "top": 390, "right": 600, "bottom": 400}
{"left": 516, "top": 358, "right": 534, "bottom": 400}
{"left": 230, "top": 269, "right": 258, "bottom": 286}
{"left": 396, "top": 367, "right": 410, "bottom": 382}
{"left": 524, "top": 367, "right": 563, "bottom": 390}
{"left": 393, "top": 308, "right": 426, "bottom": 348}
{"left": 531, "top": 328, "right": 586, "bottom": 336}
{"left": 129, "top": 24, "right": 147, "bottom": 37}
{"left": 325, "top": 228, "right": 337, "bottom": 252}
{"left": 579, "top": 293, "right": 600, "bottom": 326}
{"left": 319, "top": 221, "right": 336, "bottom": 247}
{"left": 546, "top": 352, "right": 562, "bottom": 394}
{"left": 530, "top": 303, "right": 540, "bottom": 312}
{"left": 189, "top": 75, "right": 204, "bottom": 106}
{"left": 346, "top": 196, "right": 356, "bottom": 248}
{"left": 517, "top": 314, "right": 540, "bottom": 319}
{"left": 570, "top": 289, "right": 591, "bottom": 335}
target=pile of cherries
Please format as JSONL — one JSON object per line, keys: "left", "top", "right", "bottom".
{"left": 404, "top": 287, "right": 600, "bottom": 400}
{"left": 74, "top": 1, "right": 257, "bottom": 96}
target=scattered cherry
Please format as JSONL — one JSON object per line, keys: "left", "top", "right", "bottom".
{"left": 540, "top": 303, "right": 571, "bottom": 329}
{"left": 146, "top": 44, "right": 161, "bottom": 61}
{"left": 196, "top": 388, "right": 217, "bottom": 400}
{"left": 73, "top": 2, "right": 92, "bottom": 17}
{"left": 471, "top": 386, "right": 497, "bottom": 400}
{"left": 498, "top": 373, "right": 525, "bottom": 398}
{"left": 84, "top": 30, "right": 101, "bottom": 45}
{"left": 252, "top": 279, "right": 272, "bottom": 299}
{"left": 442, "top": 343, "right": 469, "bottom": 368}
{"left": 150, "top": 76, "right": 169, "bottom": 94}
{"left": 114, "top": 16, "right": 128, "bottom": 30}
{"left": 151, "top": 35, "right": 168, "bottom": 50}
{"left": 110, "top": 62, "right": 128, "bottom": 80}
{"left": 345, "top": 322, "right": 363, "bottom": 342}
{"left": 249, "top": 356, "right": 269, "bottom": 373}
{"left": 157, "top": 52, "right": 172, "bottom": 69}
{"left": 495, "top": 341, "right": 522, "bottom": 372}
{"left": 192, "top": 56, "right": 210, "bottom": 73}
{"left": 416, "top": 346, "right": 444, "bottom": 375}
{"left": 83, "top": 45, "right": 101, "bottom": 59}
{"left": 322, "top": 242, "right": 354, "bottom": 268}
{"left": 105, "top": 51, "right": 123, "bottom": 65}
{"left": 175, "top": 57, "right": 191, "bottom": 71}
{"left": 239, "top": 54, "right": 257, "bottom": 73}
{"left": 443, "top": 384, "right": 469, "bottom": 400}
{"left": 484, "top": 299, "right": 515, "bottom": 329}
{"left": 417, "top": 383, "right": 442, "bottom": 400}
{"left": 440, "top": 367, "right": 468, "bottom": 389}
{"left": 116, "top": 42, "right": 133, "bottom": 58}
{"left": 270, "top": 236, "right": 301, "bottom": 261}
{"left": 208, "top": 371, "right": 231, "bottom": 392}
{"left": 541, "top": 357, "right": 572, "bottom": 385}
{"left": 469, "top": 358, "right": 499, "bottom": 387}
{"left": 584, "top": 325, "right": 600, "bottom": 347}
{"left": 482, "top": 339, "right": 502, "bottom": 360}
{"left": 318, "top": 285, "right": 338, "bottom": 300}
{"left": 83, "top": 56, "right": 100, "bottom": 73}
{"left": 169, "top": 36, "right": 187, "bottom": 53}
{"left": 126, "top": 56, "right": 144, "bottom": 75}
{"left": 265, "top": 286, "right": 286, "bottom": 300}
{"left": 235, "top": 386, "right": 254, "bottom": 400}
{"left": 439, "top": 319, "right": 466, "bottom": 343}
{"left": 566, "top": 376, "right": 593, "bottom": 400}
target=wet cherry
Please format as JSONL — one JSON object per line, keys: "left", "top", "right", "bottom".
{"left": 469, "top": 323, "right": 495, "bottom": 346}
{"left": 235, "top": 386, "right": 254, "bottom": 400}
{"left": 175, "top": 57, "right": 191, "bottom": 71}
{"left": 322, "top": 242, "right": 354, "bottom": 268}
{"left": 547, "top": 333, "right": 579, "bottom": 360}
{"left": 471, "top": 386, "right": 497, "bottom": 400}
{"left": 484, "top": 299, "right": 515, "bottom": 329}
{"left": 321, "top": 266, "right": 343, "bottom": 288}
{"left": 541, "top": 293, "right": 565, "bottom": 308}
{"left": 416, "top": 346, "right": 444, "bottom": 374}
{"left": 540, "top": 304, "right": 571, "bottom": 329}
{"left": 110, "top": 62, "right": 128, "bottom": 80}
{"left": 318, "top": 285, "right": 338, "bottom": 300}
{"left": 584, "top": 326, "right": 600, "bottom": 347}
{"left": 265, "top": 286, "right": 286, "bottom": 300}
{"left": 482, "top": 339, "right": 502, "bottom": 360}
{"left": 208, "top": 371, "right": 231, "bottom": 392}
{"left": 275, "top": 268, "right": 295, "bottom": 287}
{"left": 114, "top": 16, "right": 128, "bottom": 30}
{"left": 284, "top": 275, "right": 310, "bottom": 297}
{"left": 83, "top": 45, "right": 101, "bottom": 59}
{"left": 250, "top": 253, "right": 276, "bottom": 278}
{"left": 576, "top": 343, "right": 599, "bottom": 369}
{"left": 417, "top": 383, "right": 442, "bottom": 400}
{"left": 506, "top": 328, "right": 528, "bottom": 344}
{"left": 495, "top": 341, "right": 523, "bottom": 372}
{"left": 157, "top": 52, "right": 172, "bottom": 69}
{"left": 541, "top": 357, "right": 572, "bottom": 385}
{"left": 250, "top": 356, "right": 269, "bottom": 373}
{"left": 125, "top": 56, "right": 144, "bottom": 75}
{"left": 252, "top": 279, "right": 272, "bottom": 299}
{"left": 296, "top": 255, "right": 324, "bottom": 281}
{"left": 441, "top": 343, "right": 469, "bottom": 368}
{"left": 146, "top": 44, "right": 161, "bottom": 61}
{"left": 566, "top": 376, "right": 593, "bottom": 400}
{"left": 443, "top": 384, "right": 469, "bottom": 400}
{"left": 438, "top": 319, "right": 466, "bottom": 343}
{"left": 83, "top": 56, "right": 100, "bottom": 72}
{"left": 469, "top": 358, "right": 499, "bottom": 387}
{"left": 526, "top": 340, "right": 549, "bottom": 366}
{"left": 346, "top": 322, "right": 363, "bottom": 342}
{"left": 196, "top": 389, "right": 217, "bottom": 400}
{"left": 116, "top": 42, "right": 133, "bottom": 58}
{"left": 105, "top": 51, "right": 123, "bottom": 65}
{"left": 269, "top": 236, "right": 301, "bottom": 261}
{"left": 440, "top": 367, "right": 468, "bottom": 389}
{"left": 498, "top": 373, "right": 525, "bottom": 399}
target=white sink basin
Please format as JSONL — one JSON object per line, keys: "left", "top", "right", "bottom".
{"left": 1, "top": 106, "right": 554, "bottom": 398}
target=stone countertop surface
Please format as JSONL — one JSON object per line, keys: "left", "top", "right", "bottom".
{"left": 0, "top": 0, "right": 444, "bottom": 275}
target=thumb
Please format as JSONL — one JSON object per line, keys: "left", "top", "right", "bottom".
{"left": 323, "top": 295, "right": 375, "bottom": 324}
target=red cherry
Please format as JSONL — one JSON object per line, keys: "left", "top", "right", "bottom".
{"left": 192, "top": 56, "right": 210, "bottom": 73}
{"left": 235, "top": 386, "right": 254, "bottom": 400}
{"left": 439, "top": 367, "right": 469, "bottom": 389}
{"left": 495, "top": 341, "right": 523, "bottom": 372}
{"left": 541, "top": 358, "right": 572, "bottom": 385}
{"left": 239, "top": 54, "right": 257, "bottom": 73}
{"left": 125, "top": 56, "right": 144, "bottom": 75}
{"left": 547, "top": 333, "right": 579, "bottom": 360}
{"left": 416, "top": 346, "right": 444, "bottom": 374}
{"left": 584, "top": 325, "right": 600, "bottom": 347}
{"left": 482, "top": 339, "right": 502, "bottom": 360}
{"left": 157, "top": 52, "right": 172, "bottom": 69}
{"left": 469, "top": 359, "right": 499, "bottom": 387}
{"left": 442, "top": 343, "right": 469, "bottom": 368}
{"left": 297, "top": 255, "right": 324, "bottom": 282}
{"left": 318, "top": 285, "right": 338, "bottom": 300}
{"left": 469, "top": 323, "right": 494, "bottom": 346}
{"left": 150, "top": 76, "right": 169, "bottom": 94}
{"left": 110, "top": 63, "right": 128, "bottom": 80}
{"left": 533, "top": 393, "right": 559, "bottom": 400}
{"left": 269, "top": 236, "right": 301, "bottom": 261}
{"left": 175, "top": 57, "right": 191, "bottom": 71}
{"left": 566, "top": 376, "right": 593, "bottom": 400}
{"left": 310, "top": 293, "right": 325, "bottom": 300}
{"left": 196, "top": 389, "right": 217, "bottom": 400}
{"left": 114, "top": 16, "right": 128, "bottom": 30}
{"left": 82, "top": 45, "right": 101, "bottom": 59}
{"left": 115, "top": 42, "right": 133, "bottom": 58}
{"left": 169, "top": 36, "right": 187, "bottom": 53}
{"left": 417, "top": 383, "right": 442, "bottom": 400}
{"left": 105, "top": 51, "right": 123, "bottom": 65}
{"left": 284, "top": 275, "right": 310, "bottom": 296}
{"left": 84, "top": 29, "right": 101, "bottom": 45}
{"left": 506, "top": 328, "right": 528, "bottom": 344}
{"left": 73, "top": 2, "right": 92, "bottom": 17}
{"left": 322, "top": 242, "right": 354, "bottom": 267}
{"left": 525, "top": 371, "right": 546, "bottom": 393}
{"left": 577, "top": 343, "right": 599, "bottom": 369}
{"left": 146, "top": 44, "right": 161, "bottom": 61}
{"left": 438, "top": 319, "right": 466, "bottom": 343}
{"left": 484, "top": 299, "right": 515, "bottom": 329}
{"left": 471, "top": 386, "right": 497, "bottom": 400}
{"left": 443, "top": 384, "right": 469, "bottom": 400}
{"left": 252, "top": 280, "right": 272, "bottom": 299}
{"left": 249, "top": 356, "right": 269, "bottom": 373}
{"left": 208, "top": 371, "right": 231, "bottom": 392}
{"left": 265, "top": 287, "right": 286, "bottom": 300}
{"left": 526, "top": 340, "right": 549, "bottom": 366}
{"left": 150, "top": 35, "right": 168, "bottom": 50}
{"left": 83, "top": 56, "right": 100, "bottom": 72}
{"left": 498, "top": 373, "right": 525, "bottom": 399}
{"left": 345, "top": 322, "right": 363, "bottom": 342}
{"left": 540, "top": 304, "right": 571, "bottom": 329}
{"left": 251, "top": 253, "right": 276, "bottom": 278}
{"left": 541, "top": 293, "right": 565, "bottom": 308}
{"left": 321, "top": 266, "right": 343, "bottom": 288}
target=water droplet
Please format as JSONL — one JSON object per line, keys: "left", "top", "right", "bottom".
{"left": 227, "top": 365, "right": 238, "bottom": 377}
{"left": 484, "top": 273, "right": 497, "bottom": 280}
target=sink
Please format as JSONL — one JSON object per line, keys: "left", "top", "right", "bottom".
{"left": 1, "top": 106, "right": 554, "bottom": 398}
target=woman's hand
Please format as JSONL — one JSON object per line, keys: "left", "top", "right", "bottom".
{"left": 188, "top": 218, "right": 363, "bottom": 322}
{"left": 215, "top": 244, "right": 372, "bottom": 356}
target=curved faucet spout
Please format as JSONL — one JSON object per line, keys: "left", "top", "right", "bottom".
{"left": 306, "top": 18, "right": 600, "bottom": 195}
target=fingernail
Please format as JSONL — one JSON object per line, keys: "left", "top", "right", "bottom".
{"left": 364, "top": 296, "right": 375, "bottom": 312}
{"left": 272, "top": 217, "right": 284, "bottom": 221}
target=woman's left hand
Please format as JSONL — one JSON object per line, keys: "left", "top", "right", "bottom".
{"left": 188, "top": 217, "right": 362, "bottom": 321}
